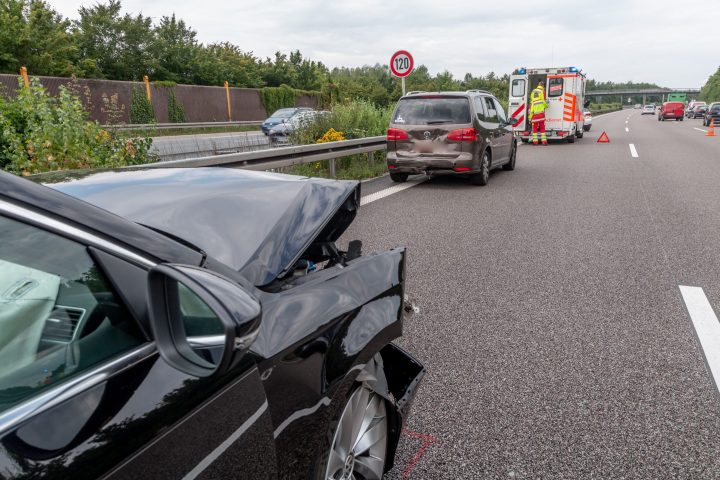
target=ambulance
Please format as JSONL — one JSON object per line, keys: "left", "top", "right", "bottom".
{"left": 508, "top": 66, "right": 588, "bottom": 143}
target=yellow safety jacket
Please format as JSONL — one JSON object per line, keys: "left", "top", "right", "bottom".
{"left": 530, "top": 87, "right": 549, "bottom": 122}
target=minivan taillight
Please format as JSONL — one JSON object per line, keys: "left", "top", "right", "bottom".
{"left": 447, "top": 128, "right": 477, "bottom": 142}
{"left": 387, "top": 128, "right": 409, "bottom": 141}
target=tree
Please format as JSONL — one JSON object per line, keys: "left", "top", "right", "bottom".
{"left": 192, "top": 42, "right": 264, "bottom": 87}
{"left": 73, "top": 0, "right": 154, "bottom": 80}
{"left": 699, "top": 67, "right": 720, "bottom": 103}
{"left": 0, "top": 0, "right": 77, "bottom": 76}
{"left": 151, "top": 14, "right": 198, "bottom": 83}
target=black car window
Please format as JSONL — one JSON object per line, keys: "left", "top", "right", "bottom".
{"left": 483, "top": 97, "right": 499, "bottom": 123}
{"left": 511, "top": 79, "right": 525, "bottom": 97}
{"left": 0, "top": 215, "right": 145, "bottom": 413}
{"left": 548, "top": 78, "right": 563, "bottom": 97}
{"left": 393, "top": 98, "right": 471, "bottom": 125}
{"left": 711, "top": 104, "right": 720, "bottom": 112}
{"left": 493, "top": 99, "right": 507, "bottom": 123}
{"left": 473, "top": 96, "right": 487, "bottom": 121}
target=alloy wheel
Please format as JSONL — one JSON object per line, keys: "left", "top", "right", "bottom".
{"left": 482, "top": 153, "right": 489, "bottom": 183}
{"left": 324, "top": 386, "right": 388, "bottom": 480}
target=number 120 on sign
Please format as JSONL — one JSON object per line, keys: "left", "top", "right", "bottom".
{"left": 390, "top": 51, "right": 414, "bottom": 77}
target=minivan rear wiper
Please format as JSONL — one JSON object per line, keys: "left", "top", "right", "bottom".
{"left": 426, "top": 120, "right": 455, "bottom": 124}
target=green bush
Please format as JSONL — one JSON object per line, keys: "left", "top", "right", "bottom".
{"left": 167, "top": 89, "right": 185, "bottom": 123}
{"left": 260, "top": 84, "right": 297, "bottom": 115}
{"left": 130, "top": 87, "right": 155, "bottom": 124}
{"left": 260, "top": 84, "right": 321, "bottom": 116}
{"left": 288, "top": 99, "right": 393, "bottom": 180}
{"left": 292, "top": 99, "right": 392, "bottom": 144}
{"left": 0, "top": 78, "right": 154, "bottom": 175}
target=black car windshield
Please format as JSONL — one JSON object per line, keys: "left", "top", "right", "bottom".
{"left": 393, "top": 97, "right": 471, "bottom": 125}
{"left": 271, "top": 108, "right": 296, "bottom": 118}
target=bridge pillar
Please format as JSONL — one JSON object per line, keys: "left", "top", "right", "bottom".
{"left": 642, "top": 94, "right": 646, "bottom": 105}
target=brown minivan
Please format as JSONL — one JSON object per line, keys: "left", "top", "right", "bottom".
{"left": 386, "top": 91, "right": 518, "bottom": 186}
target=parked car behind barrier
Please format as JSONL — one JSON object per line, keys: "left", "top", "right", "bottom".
{"left": 261, "top": 107, "right": 313, "bottom": 135}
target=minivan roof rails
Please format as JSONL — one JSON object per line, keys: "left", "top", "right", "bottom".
{"left": 405, "top": 91, "right": 426, "bottom": 95}
{"left": 466, "top": 89, "right": 491, "bottom": 94}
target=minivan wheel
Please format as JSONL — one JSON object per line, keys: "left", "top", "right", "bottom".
{"left": 314, "top": 385, "right": 388, "bottom": 480}
{"left": 471, "top": 151, "right": 490, "bottom": 186}
{"left": 502, "top": 143, "right": 516, "bottom": 171}
{"left": 389, "top": 173, "right": 408, "bottom": 183}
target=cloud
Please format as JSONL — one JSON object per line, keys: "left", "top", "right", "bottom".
{"left": 48, "top": 0, "right": 719, "bottom": 86}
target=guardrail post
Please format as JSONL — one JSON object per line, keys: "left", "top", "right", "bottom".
{"left": 329, "top": 159, "right": 336, "bottom": 178}
{"left": 367, "top": 151, "right": 374, "bottom": 167}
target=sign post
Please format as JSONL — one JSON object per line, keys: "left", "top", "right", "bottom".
{"left": 389, "top": 50, "right": 414, "bottom": 96}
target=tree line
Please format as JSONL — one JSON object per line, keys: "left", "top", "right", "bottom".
{"left": 3, "top": 0, "right": 694, "bottom": 108}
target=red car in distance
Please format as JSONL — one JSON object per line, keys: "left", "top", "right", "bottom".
{"left": 658, "top": 102, "right": 685, "bottom": 121}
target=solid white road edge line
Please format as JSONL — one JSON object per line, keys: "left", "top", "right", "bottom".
{"left": 694, "top": 127, "right": 708, "bottom": 133}
{"left": 679, "top": 286, "right": 720, "bottom": 394}
{"left": 629, "top": 144, "right": 639, "bottom": 158}
{"left": 360, "top": 177, "right": 426, "bottom": 206}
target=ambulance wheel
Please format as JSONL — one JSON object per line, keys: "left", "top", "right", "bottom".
{"left": 576, "top": 129, "right": 584, "bottom": 139}
{"left": 521, "top": 138, "right": 529, "bottom": 143}
{"left": 567, "top": 135, "right": 575, "bottom": 143}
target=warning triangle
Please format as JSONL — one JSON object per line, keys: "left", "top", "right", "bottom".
{"left": 597, "top": 131, "right": 610, "bottom": 143}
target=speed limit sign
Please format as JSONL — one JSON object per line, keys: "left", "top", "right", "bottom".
{"left": 390, "top": 50, "right": 414, "bottom": 77}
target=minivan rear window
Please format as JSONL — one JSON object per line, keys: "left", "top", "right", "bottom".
{"left": 393, "top": 97, "right": 471, "bottom": 125}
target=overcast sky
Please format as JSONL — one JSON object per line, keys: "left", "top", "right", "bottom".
{"left": 49, "top": 0, "right": 718, "bottom": 87}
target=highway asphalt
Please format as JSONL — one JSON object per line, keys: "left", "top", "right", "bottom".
{"left": 339, "top": 110, "right": 720, "bottom": 478}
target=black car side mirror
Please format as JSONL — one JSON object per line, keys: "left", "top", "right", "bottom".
{"left": 147, "top": 264, "right": 261, "bottom": 378}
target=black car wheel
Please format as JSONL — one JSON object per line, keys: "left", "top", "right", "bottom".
{"left": 314, "top": 385, "right": 389, "bottom": 480}
{"left": 502, "top": 142, "right": 517, "bottom": 171}
{"left": 471, "top": 150, "right": 490, "bottom": 186}
{"left": 389, "top": 173, "right": 408, "bottom": 183}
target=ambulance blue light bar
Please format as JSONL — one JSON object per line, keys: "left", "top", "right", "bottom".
{"left": 569, "top": 66, "right": 578, "bottom": 72}
{"left": 517, "top": 68, "right": 526, "bottom": 74}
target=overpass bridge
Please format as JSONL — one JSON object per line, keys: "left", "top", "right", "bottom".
{"left": 587, "top": 88, "right": 701, "bottom": 104}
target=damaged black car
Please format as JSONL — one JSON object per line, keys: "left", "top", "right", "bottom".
{"left": 0, "top": 167, "right": 424, "bottom": 479}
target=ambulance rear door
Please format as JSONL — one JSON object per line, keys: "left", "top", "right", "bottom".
{"left": 508, "top": 74, "right": 529, "bottom": 133}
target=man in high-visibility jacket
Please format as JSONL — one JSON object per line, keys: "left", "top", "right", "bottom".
{"left": 530, "top": 82, "right": 549, "bottom": 145}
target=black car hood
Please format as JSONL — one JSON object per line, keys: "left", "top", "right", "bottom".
{"left": 40, "top": 168, "right": 360, "bottom": 286}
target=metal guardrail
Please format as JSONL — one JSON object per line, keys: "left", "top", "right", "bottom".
{"left": 133, "top": 136, "right": 387, "bottom": 177}
{"left": 104, "top": 121, "right": 262, "bottom": 131}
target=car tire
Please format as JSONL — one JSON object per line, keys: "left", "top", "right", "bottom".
{"left": 470, "top": 150, "right": 490, "bottom": 186}
{"left": 503, "top": 142, "right": 517, "bottom": 171}
{"left": 521, "top": 138, "right": 529, "bottom": 143}
{"left": 567, "top": 134, "right": 575, "bottom": 143}
{"left": 390, "top": 172, "right": 408, "bottom": 183}
{"left": 679, "top": 117, "right": 683, "bottom": 121}
{"left": 313, "top": 385, "right": 389, "bottom": 480}
{"left": 576, "top": 129, "right": 584, "bottom": 139}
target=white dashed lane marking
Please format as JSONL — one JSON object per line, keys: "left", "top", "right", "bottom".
{"left": 679, "top": 286, "right": 720, "bottom": 394}
{"left": 361, "top": 177, "right": 426, "bottom": 206}
{"left": 694, "top": 127, "right": 708, "bottom": 133}
{"left": 629, "top": 144, "right": 639, "bottom": 158}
